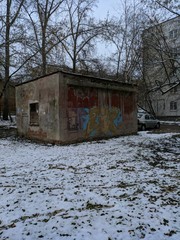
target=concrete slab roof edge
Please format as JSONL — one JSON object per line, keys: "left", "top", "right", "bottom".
{"left": 15, "top": 70, "right": 137, "bottom": 89}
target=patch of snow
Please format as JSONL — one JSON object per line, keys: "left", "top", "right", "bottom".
{"left": 0, "top": 132, "right": 179, "bottom": 240}
{"left": 0, "top": 116, "right": 16, "bottom": 128}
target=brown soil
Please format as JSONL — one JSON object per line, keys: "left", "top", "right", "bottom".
{"left": 150, "top": 123, "right": 180, "bottom": 133}
{"left": 0, "top": 126, "right": 17, "bottom": 138}
{"left": 0, "top": 123, "right": 179, "bottom": 139}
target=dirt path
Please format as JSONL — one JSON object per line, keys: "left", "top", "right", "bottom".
{"left": 151, "top": 123, "right": 180, "bottom": 134}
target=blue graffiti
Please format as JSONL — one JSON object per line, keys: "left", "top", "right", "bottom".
{"left": 89, "top": 129, "right": 96, "bottom": 137}
{"left": 114, "top": 111, "right": 123, "bottom": 127}
{"left": 78, "top": 108, "right": 89, "bottom": 130}
{"left": 95, "top": 116, "right": 100, "bottom": 124}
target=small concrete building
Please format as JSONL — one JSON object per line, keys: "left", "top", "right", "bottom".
{"left": 16, "top": 71, "right": 137, "bottom": 144}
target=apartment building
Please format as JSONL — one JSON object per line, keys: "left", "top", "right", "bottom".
{"left": 143, "top": 16, "right": 180, "bottom": 120}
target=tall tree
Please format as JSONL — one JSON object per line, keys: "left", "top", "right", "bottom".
{"left": 59, "top": 0, "right": 104, "bottom": 72}
{"left": 0, "top": 0, "right": 25, "bottom": 120}
{"left": 23, "top": 0, "right": 65, "bottom": 76}
{"left": 103, "top": 0, "right": 144, "bottom": 82}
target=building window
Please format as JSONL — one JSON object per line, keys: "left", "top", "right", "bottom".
{"left": 172, "top": 86, "right": 177, "bottom": 93}
{"left": 174, "top": 86, "right": 177, "bottom": 93}
{"left": 163, "top": 102, "right": 165, "bottom": 110}
{"left": 171, "top": 47, "right": 180, "bottom": 58}
{"left": 170, "top": 101, "right": 177, "bottom": 111}
{"left": 169, "top": 29, "right": 178, "bottom": 39}
{"left": 30, "top": 102, "right": 39, "bottom": 125}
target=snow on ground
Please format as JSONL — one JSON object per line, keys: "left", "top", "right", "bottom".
{"left": 0, "top": 117, "right": 16, "bottom": 128}
{"left": 0, "top": 131, "right": 180, "bottom": 240}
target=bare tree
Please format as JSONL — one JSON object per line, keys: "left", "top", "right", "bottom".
{"left": 102, "top": 0, "right": 144, "bottom": 82}
{"left": 23, "top": 0, "right": 65, "bottom": 76}
{"left": 142, "top": 0, "right": 180, "bottom": 18}
{"left": 0, "top": 0, "right": 25, "bottom": 120}
{"left": 154, "top": 0, "right": 180, "bottom": 17}
{"left": 59, "top": 0, "right": 105, "bottom": 73}
{"left": 143, "top": 16, "right": 180, "bottom": 92}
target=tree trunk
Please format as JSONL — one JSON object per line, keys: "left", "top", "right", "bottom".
{"left": 3, "top": 0, "right": 10, "bottom": 120}
{"left": 42, "top": 29, "right": 47, "bottom": 75}
{"left": 3, "top": 91, "right": 9, "bottom": 120}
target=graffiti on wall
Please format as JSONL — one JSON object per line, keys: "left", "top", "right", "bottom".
{"left": 85, "top": 107, "right": 122, "bottom": 137}
{"left": 67, "top": 106, "right": 122, "bottom": 137}
{"left": 67, "top": 108, "right": 90, "bottom": 131}
{"left": 67, "top": 85, "right": 125, "bottom": 137}
{"left": 68, "top": 86, "right": 98, "bottom": 108}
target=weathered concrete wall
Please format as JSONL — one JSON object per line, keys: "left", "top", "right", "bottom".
{"left": 59, "top": 72, "right": 137, "bottom": 143}
{"left": 16, "top": 73, "right": 60, "bottom": 142}
{"left": 16, "top": 71, "right": 137, "bottom": 144}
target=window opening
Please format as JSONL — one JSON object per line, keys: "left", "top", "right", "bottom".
{"left": 170, "top": 101, "right": 177, "bottom": 111}
{"left": 30, "top": 102, "right": 39, "bottom": 125}
{"left": 169, "top": 29, "right": 178, "bottom": 39}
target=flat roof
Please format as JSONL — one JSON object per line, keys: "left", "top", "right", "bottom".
{"left": 16, "top": 70, "right": 137, "bottom": 88}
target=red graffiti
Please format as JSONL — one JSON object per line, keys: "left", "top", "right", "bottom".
{"left": 68, "top": 86, "right": 98, "bottom": 108}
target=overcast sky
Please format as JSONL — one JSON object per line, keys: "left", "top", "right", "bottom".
{"left": 94, "top": 0, "right": 119, "bottom": 19}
